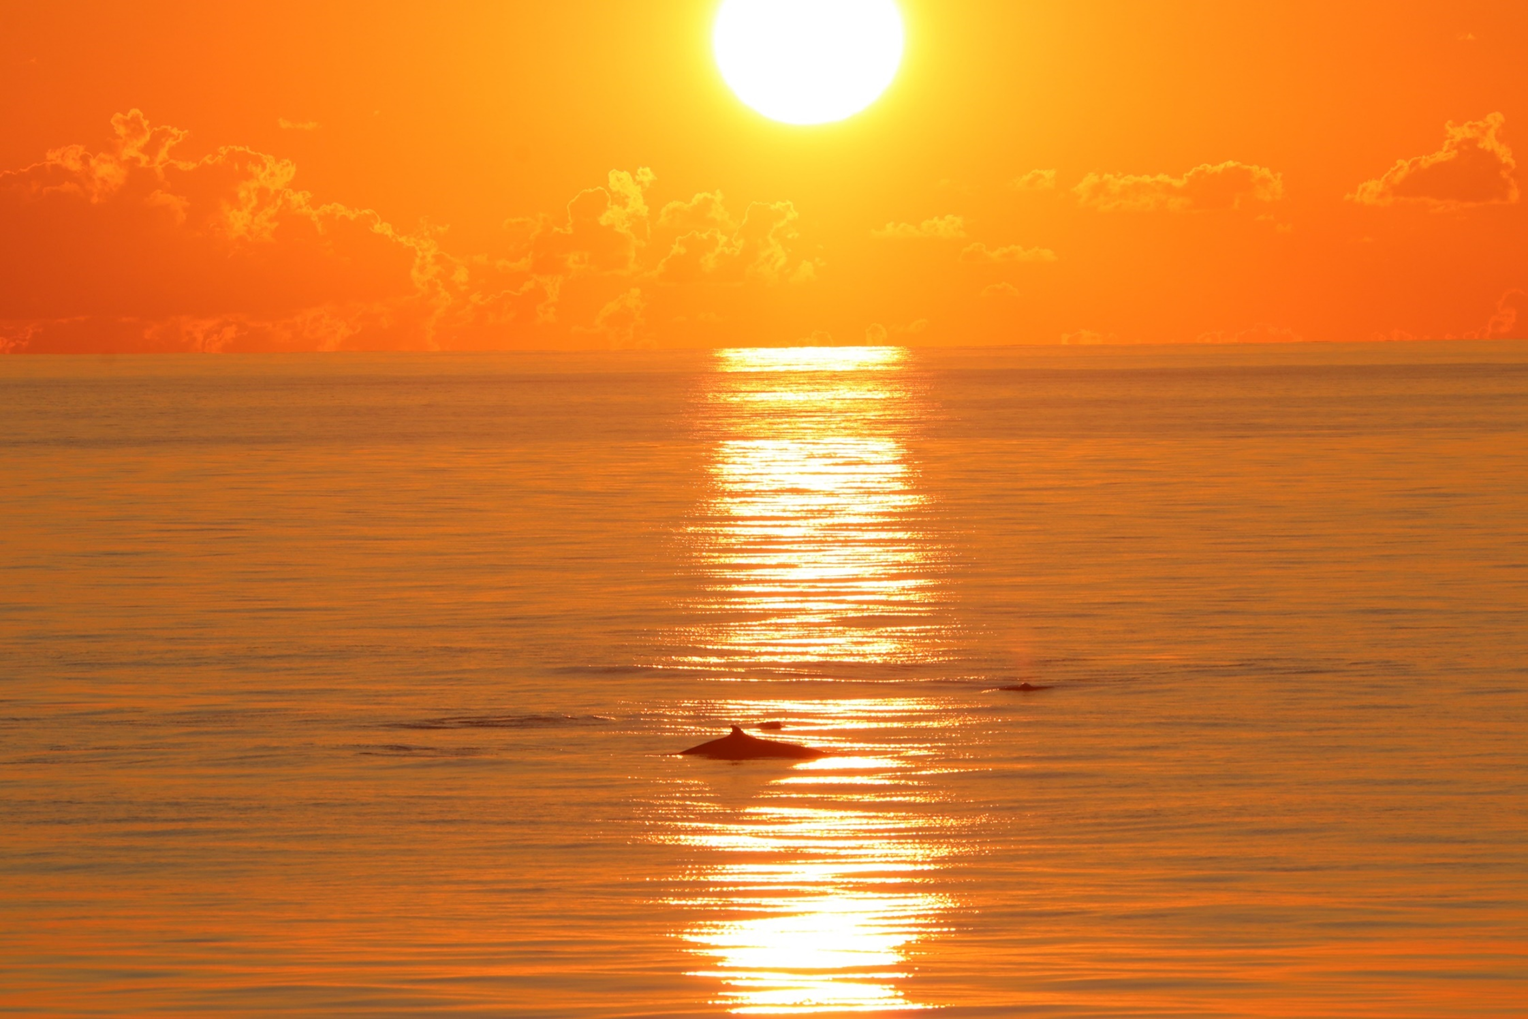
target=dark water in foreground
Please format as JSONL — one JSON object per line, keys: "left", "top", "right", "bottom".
{"left": 1, "top": 343, "right": 1525, "bottom": 1017}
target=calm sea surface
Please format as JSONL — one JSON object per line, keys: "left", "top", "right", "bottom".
{"left": 1, "top": 343, "right": 1525, "bottom": 1017}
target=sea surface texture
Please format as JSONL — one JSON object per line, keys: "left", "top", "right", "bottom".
{"left": 1, "top": 343, "right": 1525, "bottom": 1017}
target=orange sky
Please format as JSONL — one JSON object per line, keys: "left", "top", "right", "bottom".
{"left": 2, "top": 0, "right": 1524, "bottom": 353}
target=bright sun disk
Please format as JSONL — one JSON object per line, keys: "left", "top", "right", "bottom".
{"left": 713, "top": 0, "right": 905, "bottom": 126}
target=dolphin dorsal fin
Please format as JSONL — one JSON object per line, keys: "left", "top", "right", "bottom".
{"left": 730, "top": 726, "right": 744, "bottom": 735}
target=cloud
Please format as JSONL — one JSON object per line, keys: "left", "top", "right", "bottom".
{"left": 858, "top": 319, "right": 929, "bottom": 345}
{"left": 519, "top": 167, "right": 655, "bottom": 280}
{"left": 1074, "top": 160, "right": 1284, "bottom": 212}
{"left": 576, "top": 287, "right": 647, "bottom": 348}
{"left": 652, "top": 193, "right": 810, "bottom": 284}
{"left": 1350, "top": 113, "right": 1518, "bottom": 208}
{"left": 871, "top": 214, "right": 966, "bottom": 239}
{"left": 1060, "top": 329, "right": 1116, "bottom": 345}
{"left": 960, "top": 242, "right": 1057, "bottom": 263}
{"left": 1011, "top": 169, "right": 1057, "bottom": 191}
{"left": 981, "top": 282, "right": 1021, "bottom": 298}
{"left": 277, "top": 118, "right": 319, "bottom": 131}
{"left": 0, "top": 110, "right": 438, "bottom": 351}
{"left": 1483, "top": 289, "right": 1526, "bottom": 338}
{"left": 1459, "top": 288, "right": 1526, "bottom": 339}
{"left": 1367, "top": 290, "right": 1527, "bottom": 342}
{"left": 1194, "top": 323, "right": 1304, "bottom": 344}
{"left": 0, "top": 111, "right": 809, "bottom": 353}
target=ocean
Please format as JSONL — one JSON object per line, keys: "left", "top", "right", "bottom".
{"left": 1, "top": 342, "right": 1524, "bottom": 1017}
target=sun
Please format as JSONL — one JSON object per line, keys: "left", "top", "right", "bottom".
{"left": 713, "top": 0, "right": 905, "bottom": 126}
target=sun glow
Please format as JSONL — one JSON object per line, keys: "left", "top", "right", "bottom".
{"left": 713, "top": 0, "right": 905, "bottom": 125}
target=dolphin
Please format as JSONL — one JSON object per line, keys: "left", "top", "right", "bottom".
{"left": 679, "top": 726, "right": 824, "bottom": 760}
{"left": 1001, "top": 682, "right": 1053, "bottom": 691}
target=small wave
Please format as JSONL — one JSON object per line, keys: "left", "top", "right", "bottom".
{"left": 384, "top": 713, "right": 614, "bottom": 731}
{"left": 353, "top": 743, "right": 483, "bottom": 757}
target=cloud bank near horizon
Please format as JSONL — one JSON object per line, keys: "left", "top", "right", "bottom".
{"left": 0, "top": 112, "right": 814, "bottom": 354}
{"left": 1, "top": 109, "right": 1524, "bottom": 353}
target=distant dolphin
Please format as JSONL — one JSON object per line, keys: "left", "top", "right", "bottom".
{"left": 1001, "top": 682, "right": 1053, "bottom": 691}
{"left": 679, "top": 726, "right": 824, "bottom": 760}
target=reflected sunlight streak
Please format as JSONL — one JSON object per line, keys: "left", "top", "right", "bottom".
{"left": 664, "top": 347, "right": 961, "bottom": 1013}
{"left": 683, "top": 348, "right": 948, "bottom": 668}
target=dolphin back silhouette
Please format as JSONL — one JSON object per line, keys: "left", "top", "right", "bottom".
{"left": 679, "top": 726, "right": 824, "bottom": 760}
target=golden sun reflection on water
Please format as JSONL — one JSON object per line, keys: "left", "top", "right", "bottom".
{"left": 665, "top": 347, "right": 961, "bottom": 1013}
{"left": 664, "top": 706, "right": 960, "bottom": 1014}
{"left": 683, "top": 347, "right": 948, "bottom": 669}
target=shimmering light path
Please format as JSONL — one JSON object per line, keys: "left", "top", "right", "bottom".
{"left": 663, "top": 347, "right": 963, "bottom": 1012}
{"left": 681, "top": 347, "right": 951, "bottom": 670}
{"left": 665, "top": 710, "right": 957, "bottom": 1013}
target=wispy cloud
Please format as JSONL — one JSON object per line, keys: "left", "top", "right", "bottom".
{"left": 1350, "top": 113, "right": 1518, "bottom": 209}
{"left": 1456, "top": 288, "right": 1527, "bottom": 339}
{"left": 0, "top": 111, "right": 812, "bottom": 353}
{"left": 1074, "top": 161, "right": 1284, "bottom": 212}
{"left": 653, "top": 193, "right": 810, "bottom": 284}
{"left": 1194, "top": 323, "right": 1304, "bottom": 344}
{"left": 1011, "top": 169, "right": 1057, "bottom": 191}
{"left": 871, "top": 214, "right": 966, "bottom": 240}
{"left": 1060, "top": 328, "right": 1116, "bottom": 345}
{"left": 960, "top": 242, "right": 1057, "bottom": 263}
{"left": 575, "top": 287, "right": 647, "bottom": 347}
